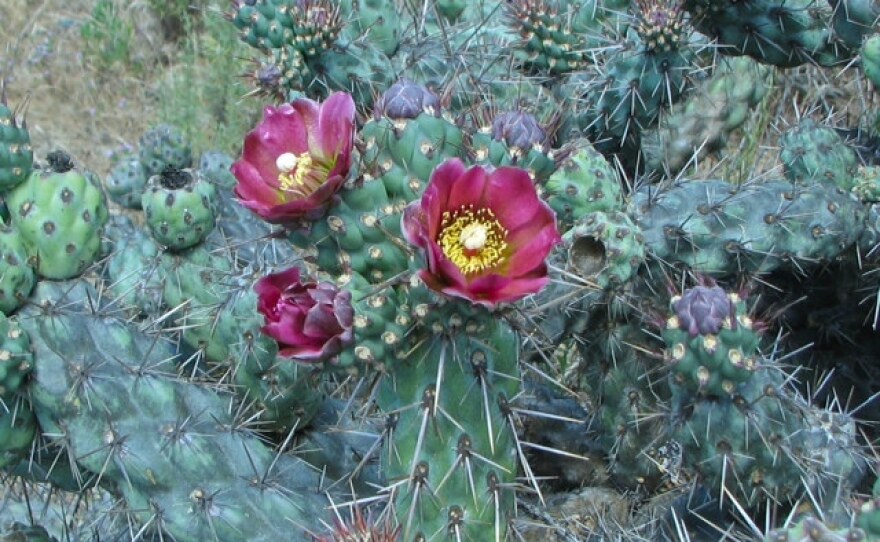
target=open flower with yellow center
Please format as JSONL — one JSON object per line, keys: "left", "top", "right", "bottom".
{"left": 402, "top": 159, "right": 561, "bottom": 308}
{"left": 232, "top": 92, "right": 355, "bottom": 224}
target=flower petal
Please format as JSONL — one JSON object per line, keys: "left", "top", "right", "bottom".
{"left": 401, "top": 201, "right": 429, "bottom": 248}
{"left": 425, "top": 159, "right": 468, "bottom": 205}
{"left": 255, "top": 104, "right": 311, "bottom": 159}
{"left": 486, "top": 167, "right": 545, "bottom": 231}
{"left": 313, "top": 92, "right": 356, "bottom": 159}
{"left": 504, "top": 225, "right": 563, "bottom": 276}
{"left": 446, "top": 163, "right": 489, "bottom": 211}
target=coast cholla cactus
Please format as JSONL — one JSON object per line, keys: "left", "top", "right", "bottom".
{"left": 255, "top": 266, "right": 354, "bottom": 362}
{"left": 401, "top": 158, "right": 561, "bottom": 308}
{"left": 232, "top": 92, "right": 355, "bottom": 224}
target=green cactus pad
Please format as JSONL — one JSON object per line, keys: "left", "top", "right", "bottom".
{"left": 0, "top": 312, "right": 33, "bottom": 398}
{"left": 0, "top": 102, "right": 33, "bottom": 192}
{"left": 634, "top": 179, "right": 868, "bottom": 276}
{"left": 641, "top": 56, "right": 773, "bottom": 176}
{"left": 376, "top": 295, "right": 521, "bottom": 540}
{"left": 198, "top": 150, "right": 237, "bottom": 190}
{"left": 862, "top": 33, "right": 880, "bottom": 90}
{"left": 684, "top": 0, "right": 849, "bottom": 67}
{"left": 766, "top": 514, "right": 868, "bottom": 542}
{"left": 0, "top": 398, "right": 37, "bottom": 470}
{"left": 663, "top": 290, "right": 760, "bottom": 397}
{"left": 564, "top": 211, "right": 646, "bottom": 289}
{"left": 544, "top": 143, "right": 625, "bottom": 231}
{"left": 138, "top": 124, "right": 193, "bottom": 179}
{"left": 0, "top": 225, "right": 35, "bottom": 315}
{"left": 780, "top": 119, "right": 860, "bottom": 191}
{"left": 104, "top": 151, "right": 147, "bottom": 209}
{"left": 19, "top": 280, "right": 332, "bottom": 542}
{"left": 0, "top": 522, "right": 57, "bottom": 542}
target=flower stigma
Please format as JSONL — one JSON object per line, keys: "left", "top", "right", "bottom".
{"left": 276, "top": 151, "right": 315, "bottom": 195}
{"left": 438, "top": 205, "right": 508, "bottom": 274}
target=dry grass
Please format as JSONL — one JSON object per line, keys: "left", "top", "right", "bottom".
{"left": 0, "top": 0, "right": 168, "bottom": 175}
{"left": 0, "top": 0, "right": 258, "bottom": 179}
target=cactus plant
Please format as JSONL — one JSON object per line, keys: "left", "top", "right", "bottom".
{"left": 4, "top": 1, "right": 880, "bottom": 540}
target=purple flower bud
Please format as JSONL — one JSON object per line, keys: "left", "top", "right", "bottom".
{"left": 673, "top": 285, "right": 731, "bottom": 337}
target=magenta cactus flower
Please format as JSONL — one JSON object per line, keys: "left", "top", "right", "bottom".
{"left": 402, "top": 159, "right": 561, "bottom": 309}
{"left": 255, "top": 267, "right": 354, "bottom": 362}
{"left": 232, "top": 92, "right": 355, "bottom": 224}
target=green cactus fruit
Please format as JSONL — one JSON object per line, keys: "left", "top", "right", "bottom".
{"left": 104, "top": 150, "right": 147, "bottom": 209}
{"left": 862, "top": 33, "right": 880, "bottom": 91}
{"left": 471, "top": 110, "right": 556, "bottom": 181}
{"left": 633, "top": 179, "right": 868, "bottom": 276}
{"left": 198, "top": 150, "right": 237, "bottom": 190}
{"left": 230, "top": 0, "right": 294, "bottom": 50}
{"left": 138, "top": 124, "right": 193, "bottom": 179}
{"left": 780, "top": 120, "right": 860, "bottom": 191}
{"left": 6, "top": 153, "right": 109, "bottom": 280}
{"left": 636, "top": 0, "right": 690, "bottom": 53}
{"left": 0, "top": 523, "right": 57, "bottom": 542}
{"left": 141, "top": 168, "right": 217, "bottom": 251}
{"left": 641, "top": 56, "right": 774, "bottom": 176}
{"left": 543, "top": 143, "right": 625, "bottom": 231}
{"left": 245, "top": 46, "right": 311, "bottom": 100}
{"left": 662, "top": 286, "right": 760, "bottom": 397}
{"left": 0, "top": 98, "right": 33, "bottom": 192}
{"left": 564, "top": 211, "right": 646, "bottom": 289}
{"left": 0, "top": 225, "right": 35, "bottom": 315}
{"left": 0, "top": 312, "right": 33, "bottom": 398}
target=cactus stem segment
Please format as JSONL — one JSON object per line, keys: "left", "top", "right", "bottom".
{"left": 438, "top": 206, "right": 508, "bottom": 274}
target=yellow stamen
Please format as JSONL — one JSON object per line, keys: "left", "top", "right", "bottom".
{"left": 438, "top": 205, "right": 508, "bottom": 274}
{"left": 277, "top": 152, "right": 315, "bottom": 194}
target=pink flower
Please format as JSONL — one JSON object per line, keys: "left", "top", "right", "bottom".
{"left": 255, "top": 267, "right": 354, "bottom": 362}
{"left": 232, "top": 92, "right": 355, "bottom": 224}
{"left": 402, "top": 159, "right": 561, "bottom": 309}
